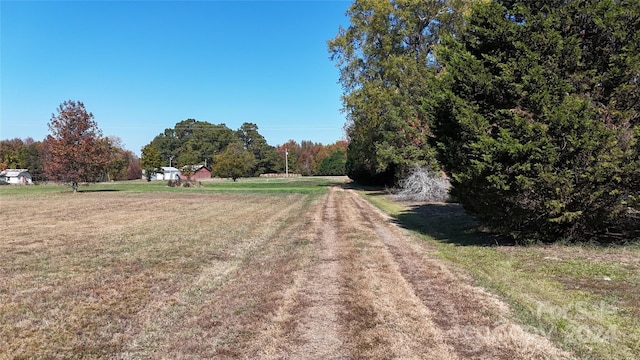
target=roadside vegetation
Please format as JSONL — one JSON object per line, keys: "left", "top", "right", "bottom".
{"left": 331, "top": 0, "right": 639, "bottom": 244}
{"left": 362, "top": 190, "right": 640, "bottom": 359}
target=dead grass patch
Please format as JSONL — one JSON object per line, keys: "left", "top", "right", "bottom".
{"left": 0, "top": 191, "right": 316, "bottom": 358}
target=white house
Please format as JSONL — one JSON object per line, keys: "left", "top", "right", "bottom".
{"left": 155, "top": 167, "right": 181, "bottom": 180}
{"left": 0, "top": 169, "right": 33, "bottom": 185}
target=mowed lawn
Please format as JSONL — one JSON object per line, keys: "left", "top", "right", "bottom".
{"left": 2, "top": 177, "right": 639, "bottom": 359}
{"left": 0, "top": 179, "right": 334, "bottom": 358}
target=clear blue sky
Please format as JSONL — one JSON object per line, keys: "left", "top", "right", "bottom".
{"left": 1, "top": 0, "right": 351, "bottom": 155}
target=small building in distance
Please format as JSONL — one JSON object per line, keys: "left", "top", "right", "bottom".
{"left": 0, "top": 169, "right": 33, "bottom": 185}
{"left": 152, "top": 167, "right": 181, "bottom": 181}
{"left": 180, "top": 165, "right": 211, "bottom": 181}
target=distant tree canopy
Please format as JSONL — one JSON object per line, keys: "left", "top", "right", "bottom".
{"left": 0, "top": 138, "right": 45, "bottom": 181}
{"left": 236, "top": 122, "right": 283, "bottom": 176}
{"left": 145, "top": 120, "right": 283, "bottom": 176}
{"left": 211, "top": 142, "right": 255, "bottom": 181}
{"left": 43, "top": 100, "right": 111, "bottom": 192}
{"left": 2, "top": 113, "right": 345, "bottom": 185}
{"left": 149, "top": 119, "right": 236, "bottom": 169}
{"left": 2, "top": 107, "right": 140, "bottom": 185}
{"left": 144, "top": 120, "right": 347, "bottom": 179}
{"left": 275, "top": 140, "right": 348, "bottom": 176}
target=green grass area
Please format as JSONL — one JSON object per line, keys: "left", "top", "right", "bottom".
{"left": 0, "top": 176, "right": 347, "bottom": 196}
{"left": 361, "top": 190, "right": 640, "bottom": 360}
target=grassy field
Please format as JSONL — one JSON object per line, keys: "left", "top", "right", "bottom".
{"left": 1, "top": 177, "right": 639, "bottom": 358}
{"left": 0, "top": 178, "right": 340, "bottom": 358}
{"left": 0, "top": 177, "right": 344, "bottom": 196}
{"left": 363, "top": 191, "right": 640, "bottom": 359}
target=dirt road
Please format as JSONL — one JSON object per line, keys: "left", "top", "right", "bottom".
{"left": 152, "top": 186, "right": 569, "bottom": 359}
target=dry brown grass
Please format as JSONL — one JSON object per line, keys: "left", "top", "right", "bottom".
{"left": 0, "top": 191, "right": 316, "bottom": 358}
{"left": 1, "top": 186, "right": 572, "bottom": 359}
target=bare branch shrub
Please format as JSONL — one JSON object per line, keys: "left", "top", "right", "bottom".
{"left": 393, "top": 167, "right": 451, "bottom": 202}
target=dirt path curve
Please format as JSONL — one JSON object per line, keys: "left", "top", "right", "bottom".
{"left": 260, "top": 186, "right": 570, "bottom": 360}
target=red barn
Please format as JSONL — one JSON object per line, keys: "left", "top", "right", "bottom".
{"left": 180, "top": 165, "right": 211, "bottom": 180}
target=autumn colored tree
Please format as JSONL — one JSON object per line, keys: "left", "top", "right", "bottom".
{"left": 43, "top": 100, "right": 110, "bottom": 192}
{"left": 315, "top": 140, "right": 348, "bottom": 171}
{"left": 125, "top": 154, "right": 142, "bottom": 180}
{"left": 105, "top": 137, "right": 140, "bottom": 181}
{"left": 274, "top": 140, "right": 349, "bottom": 176}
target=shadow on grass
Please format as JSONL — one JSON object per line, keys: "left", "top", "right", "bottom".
{"left": 340, "top": 181, "right": 388, "bottom": 196}
{"left": 77, "top": 189, "right": 121, "bottom": 193}
{"left": 394, "top": 202, "right": 514, "bottom": 247}
{"left": 340, "top": 181, "right": 511, "bottom": 246}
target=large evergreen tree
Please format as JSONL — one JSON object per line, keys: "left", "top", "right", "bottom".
{"left": 435, "top": 0, "right": 640, "bottom": 242}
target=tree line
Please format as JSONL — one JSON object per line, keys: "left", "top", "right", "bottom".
{"left": 1, "top": 110, "right": 141, "bottom": 187}
{"left": 330, "top": 0, "right": 639, "bottom": 243}
{"left": 1, "top": 135, "right": 141, "bottom": 185}
{"left": 1, "top": 101, "right": 347, "bottom": 189}
{"left": 1, "top": 101, "right": 142, "bottom": 191}
{"left": 140, "top": 119, "right": 347, "bottom": 180}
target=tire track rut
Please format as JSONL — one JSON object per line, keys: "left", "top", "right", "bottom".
{"left": 340, "top": 187, "right": 570, "bottom": 359}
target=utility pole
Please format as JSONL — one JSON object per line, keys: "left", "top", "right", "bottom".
{"left": 285, "top": 149, "right": 289, "bottom": 177}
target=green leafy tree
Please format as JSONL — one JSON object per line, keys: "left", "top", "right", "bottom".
{"left": 235, "top": 122, "right": 282, "bottom": 175}
{"left": 0, "top": 138, "right": 45, "bottom": 181}
{"left": 276, "top": 140, "right": 302, "bottom": 175}
{"left": 435, "top": 0, "right": 640, "bottom": 242}
{"left": 317, "top": 149, "right": 347, "bottom": 176}
{"left": 141, "top": 143, "right": 163, "bottom": 181}
{"left": 19, "top": 139, "right": 45, "bottom": 182}
{"left": 146, "top": 119, "right": 235, "bottom": 169}
{"left": 211, "top": 142, "right": 255, "bottom": 181}
{"left": 0, "top": 138, "right": 23, "bottom": 170}
{"left": 329, "top": 0, "right": 479, "bottom": 185}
